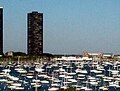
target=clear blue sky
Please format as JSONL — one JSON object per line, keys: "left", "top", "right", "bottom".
{"left": 1, "top": 0, "right": 120, "bottom": 54}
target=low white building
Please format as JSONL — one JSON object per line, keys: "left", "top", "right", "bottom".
{"left": 55, "top": 56, "right": 92, "bottom": 61}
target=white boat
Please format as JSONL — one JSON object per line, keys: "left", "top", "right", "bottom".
{"left": 89, "top": 81, "right": 98, "bottom": 85}
{"left": 35, "top": 68, "right": 44, "bottom": 72}
{"left": 99, "top": 86, "right": 108, "bottom": 90}
{"left": 81, "top": 86, "right": 92, "bottom": 91}
{"left": 78, "top": 74, "right": 85, "bottom": 77}
{"left": 51, "top": 83, "right": 60, "bottom": 87}
{"left": 91, "top": 70, "right": 102, "bottom": 74}
{"left": 76, "top": 87, "right": 81, "bottom": 91}
{"left": 59, "top": 68, "right": 65, "bottom": 72}
{"left": 32, "top": 84, "right": 41, "bottom": 88}
{"left": 48, "top": 87, "right": 59, "bottom": 91}
{"left": 6, "top": 80, "right": 14, "bottom": 84}
{"left": 7, "top": 75, "right": 19, "bottom": 81}
{"left": 68, "top": 79, "right": 77, "bottom": 83}
{"left": 8, "top": 85, "right": 16, "bottom": 90}
{"left": 31, "top": 82, "right": 38, "bottom": 86}
{"left": 0, "top": 73, "right": 5, "bottom": 77}
{"left": 41, "top": 80, "right": 49, "bottom": 84}
{"left": 11, "top": 83, "right": 21, "bottom": 86}
{"left": 13, "top": 86, "right": 24, "bottom": 90}
{"left": 63, "top": 81, "right": 71, "bottom": 84}
{"left": 53, "top": 79, "right": 61, "bottom": 83}
{"left": 109, "top": 81, "right": 120, "bottom": 87}
{"left": 60, "top": 85, "right": 67, "bottom": 90}
{"left": 0, "top": 79, "right": 7, "bottom": 82}
{"left": 16, "top": 69, "right": 27, "bottom": 74}
{"left": 8, "top": 85, "right": 24, "bottom": 90}
{"left": 59, "top": 75, "right": 65, "bottom": 78}
{"left": 96, "top": 74, "right": 104, "bottom": 77}
{"left": 75, "top": 69, "right": 82, "bottom": 73}
{"left": 65, "top": 76, "right": 73, "bottom": 79}
{"left": 88, "top": 76, "right": 96, "bottom": 80}
{"left": 67, "top": 72, "right": 76, "bottom": 75}
{"left": 111, "top": 70, "right": 119, "bottom": 75}
{"left": 32, "top": 79, "right": 41, "bottom": 83}
{"left": 79, "top": 70, "right": 87, "bottom": 74}
{"left": 26, "top": 75, "right": 33, "bottom": 79}
{"left": 77, "top": 77, "right": 85, "bottom": 80}
{"left": 103, "top": 78, "right": 112, "bottom": 82}
{"left": 38, "top": 74, "right": 48, "bottom": 78}
{"left": 2, "top": 69, "right": 11, "bottom": 73}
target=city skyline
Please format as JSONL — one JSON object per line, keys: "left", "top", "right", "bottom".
{"left": 1, "top": 0, "right": 120, "bottom": 54}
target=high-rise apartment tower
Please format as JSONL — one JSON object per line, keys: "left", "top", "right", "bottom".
{"left": 0, "top": 7, "right": 3, "bottom": 55}
{"left": 27, "top": 11, "right": 43, "bottom": 55}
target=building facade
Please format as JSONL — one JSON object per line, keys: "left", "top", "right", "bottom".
{"left": 27, "top": 11, "right": 43, "bottom": 55}
{"left": 0, "top": 7, "right": 3, "bottom": 55}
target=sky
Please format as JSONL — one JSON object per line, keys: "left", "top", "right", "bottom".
{"left": 0, "top": 0, "right": 120, "bottom": 54}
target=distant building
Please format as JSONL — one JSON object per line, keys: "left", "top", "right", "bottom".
{"left": 5, "top": 51, "right": 13, "bottom": 57}
{"left": 27, "top": 11, "right": 43, "bottom": 55}
{"left": 103, "top": 53, "right": 113, "bottom": 59}
{"left": 0, "top": 7, "right": 3, "bottom": 55}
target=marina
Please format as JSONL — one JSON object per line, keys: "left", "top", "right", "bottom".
{"left": 0, "top": 56, "right": 120, "bottom": 91}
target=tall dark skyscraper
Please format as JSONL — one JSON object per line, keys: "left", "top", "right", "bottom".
{"left": 27, "top": 11, "right": 43, "bottom": 55}
{"left": 0, "top": 7, "right": 3, "bottom": 55}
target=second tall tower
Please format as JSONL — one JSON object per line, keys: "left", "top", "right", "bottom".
{"left": 27, "top": 11, "right": 43, "bottom": 55}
